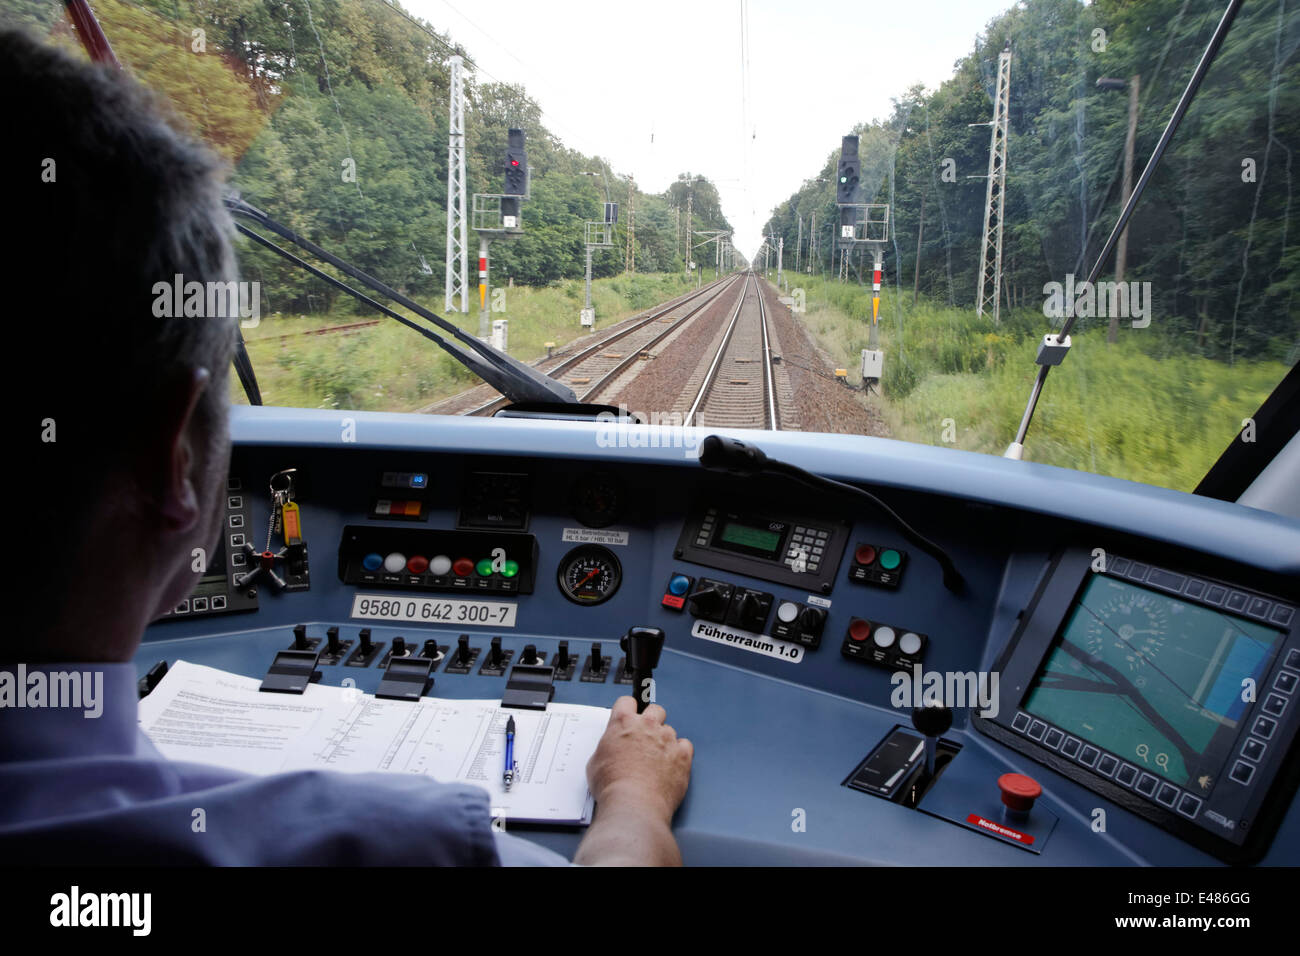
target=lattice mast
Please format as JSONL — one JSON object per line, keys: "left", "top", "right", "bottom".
{"left": 444, "top": 55, "right": 469, "bottom": 312}
{"left": 625, "top": 177, "right": 635, "bottom": 273}
{"left": 975, "top": 46, "right": 1011, "bottom": 324}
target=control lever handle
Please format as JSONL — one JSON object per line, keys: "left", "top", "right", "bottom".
{"left": 619, "top": 626, "right": 665, "bottom": 714}
{"left": 911, "top": 702, "right": 953, "bottom": 780}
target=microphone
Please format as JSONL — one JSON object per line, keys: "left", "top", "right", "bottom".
{"left": 698, "top": 435, "right": 768, "bottom": 475}
{"left": 696, "top": 435, "right": 966, "bottom": 593}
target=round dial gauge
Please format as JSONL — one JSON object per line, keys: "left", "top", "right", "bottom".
{"left": 1083, "top": 589, "right": 1169, "bottom": 673}
{"left": 557, "top": 545, "right": 622, "bottom": 605}
{"left": 570, "top": 471, "right": 625, "bottom": 528}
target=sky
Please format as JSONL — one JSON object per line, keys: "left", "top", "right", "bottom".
{"left": 404, "top": 0, "right": 1016, "bottom": 260}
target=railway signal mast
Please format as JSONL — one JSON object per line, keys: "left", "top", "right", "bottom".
{"left": 836, "top": 134, "right": 890, "bottom": 387}
{"left": 472, "top": 128, "right": 528, "bottom": 345}
{"left": 581, "top": 199, "right": 617, "bottom": 327}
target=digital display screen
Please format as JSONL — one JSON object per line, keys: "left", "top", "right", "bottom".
{"left": 1023, "top": 576, "right": 1282, "bottom": 790}
{"left": 717, "top": 521, "right": 783, "bottom": 558}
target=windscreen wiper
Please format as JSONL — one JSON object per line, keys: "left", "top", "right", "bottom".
{"left": 1005, "top": 0, "right": 1243, "bottom": 460}
{"left": 225, "top": 195, "right": 577, "bottom": 406}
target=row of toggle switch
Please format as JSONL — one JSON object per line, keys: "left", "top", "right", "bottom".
{"left": 288, "top": 624, "right": 631, "bottom": 683}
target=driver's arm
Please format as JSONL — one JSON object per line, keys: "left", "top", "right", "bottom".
{"left": 573, "top": 697, "right": 693, "bottom": 866}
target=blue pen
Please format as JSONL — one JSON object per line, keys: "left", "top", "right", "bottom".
{"left": 504, "top": 715, "right": 517, "bottom": 791}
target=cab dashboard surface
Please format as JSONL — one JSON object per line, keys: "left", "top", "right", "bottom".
{"left": 139, "top": 404, "right": 1300, "bottom": 866}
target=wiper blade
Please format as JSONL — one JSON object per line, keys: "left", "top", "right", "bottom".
{"left": 234, "top": 223, "right": 508, "bottom": 389}
{"left": 1005, "top": 0, "right": 1243, "bottom": 460}
{"left": 225, "top": 195, "right": 577, "bottom": 405}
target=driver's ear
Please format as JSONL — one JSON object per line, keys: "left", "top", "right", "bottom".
{"left": 153, "top": 366, "right": 213, "bottom": 534}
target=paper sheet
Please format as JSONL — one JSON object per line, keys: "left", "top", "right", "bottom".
{"left": 138, "top": 660, "right": 607, "bottom": 824}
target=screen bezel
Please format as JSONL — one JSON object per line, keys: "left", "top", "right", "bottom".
{"left": 974, "top": 546, "right": 1299, "bottom": 864}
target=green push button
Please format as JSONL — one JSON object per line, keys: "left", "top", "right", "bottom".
{"left": 880, "top": 549, "right": 902, "bottom": 570}
{"left": 476, "top": 558, "right": 495, "bottom": 577}
{"left": 502, "top": 560, "right": 519, "bottom": 578}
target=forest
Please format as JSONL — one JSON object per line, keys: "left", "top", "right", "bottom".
{"left": 761, "top": 0, "right": 1298, "bottom": 368}
{"left": 5, "top": 0, "right": 738, "bottom": 314}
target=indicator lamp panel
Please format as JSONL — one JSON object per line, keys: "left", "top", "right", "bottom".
{"left": 848, "top": 542, "right": 908, "bottom": 589}
{"left": 338, "top": 525, "right": 538, "bottom": 595}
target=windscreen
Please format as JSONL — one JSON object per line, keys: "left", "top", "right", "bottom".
{"left": 6, "top": 0, "right": 1296, "bottom": 494}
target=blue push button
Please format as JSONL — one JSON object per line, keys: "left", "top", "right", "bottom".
{"left": 362, "top": 552, "right": 384, "bottom": 572}
{"left": 668, "top": 574, "right": 692, "bottom": 596}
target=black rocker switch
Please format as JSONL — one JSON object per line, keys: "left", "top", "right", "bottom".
{"left": 912, "top": 702, "right": 953, "bottom": 782}
{"left": 293, "top": 624, "right": 310, "bottom": 651}
{"left": 687, "top": 580, "right": 732, "bottom": 623}
{"left": 520, "top": 644, "right": 540, "bottom": 666}
{"left": 556, "top": 641, "right": 571, "bottom": 670}
{"left": 487, "top": 637, "right": 504, "bottom": 669}
{"left": 327, "top": 626, "right": 342, "bottom": 657}
{"left": 456, "top": 635, "right": 472, "bottom": 665}
{"left": 619, "top": 626, "right": 666, "bottom": 714}
{"left": 392, "top": 636, "right": 407, "bottom": 658}
{"left": 798, "top": 605, "right": 827, "bottom": 637}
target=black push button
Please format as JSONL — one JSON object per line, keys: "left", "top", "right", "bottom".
{"left": 1177, "top": 793, "right": 1202, "bottom": 818}
{"left": 1230, "top": 761, "right": 1255, "bottom": 785}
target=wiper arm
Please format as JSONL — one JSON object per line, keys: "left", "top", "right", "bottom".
{"left": 1005, "top": 0, "right": 1243, "bottom": 460}
{"left": 225, "top": 195, "right": 577, "bottom": 405}
{"left": 234, "top": 223, "right": 508, "bottom": 388}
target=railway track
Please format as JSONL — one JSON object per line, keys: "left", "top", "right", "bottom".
{"left": 682, "top": 272, "right": 781, "bottom": 430}
{"left": 457, "top": 272, "right": 745, "bottom": 416}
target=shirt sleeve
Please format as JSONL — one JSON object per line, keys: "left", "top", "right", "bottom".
{"left": 492, "top": 829, "right": 575, "bottom": 866}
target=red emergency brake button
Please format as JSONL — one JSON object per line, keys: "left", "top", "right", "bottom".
{"left": 998, "top": 773, "right": 1042, "bottom": 813}
{"left": 848, "top": 618, "right": 872, "bottom": 642}
{"left": 452, "top": 557, "right": 475, "bottom": 577}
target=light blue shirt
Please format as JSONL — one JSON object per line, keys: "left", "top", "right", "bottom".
{"left": 0, "top": 663, "right": 570, "bottom": 866}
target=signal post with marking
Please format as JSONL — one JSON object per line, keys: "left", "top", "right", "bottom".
{"left": 835, "top": 134, "right": 890, "bottom": 388}
{"left": 472, "top": 128, "right": 528, "bottom": 343}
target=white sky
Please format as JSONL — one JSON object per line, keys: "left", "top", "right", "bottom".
{"left": 404, "top": 0, "right": 1014, "bottom": 259}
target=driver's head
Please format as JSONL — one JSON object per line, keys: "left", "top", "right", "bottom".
{"left": 5, "top": 30, "right": 237, "bottom": 661}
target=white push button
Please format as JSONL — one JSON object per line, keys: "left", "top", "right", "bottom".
{"left": 383, "top": 552, "right": 407, "bottom": 573}
{"left": 873, "top": 626, "right": 896, "bottom": 648}
{"left": 429, "top": 554, "right": 452, "bottom": 575}
{"left": 899, "top": 632, "right": 923, "bottom": 655}
{"left": 776, "top": 601, "right": 799, "bottom": 623}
